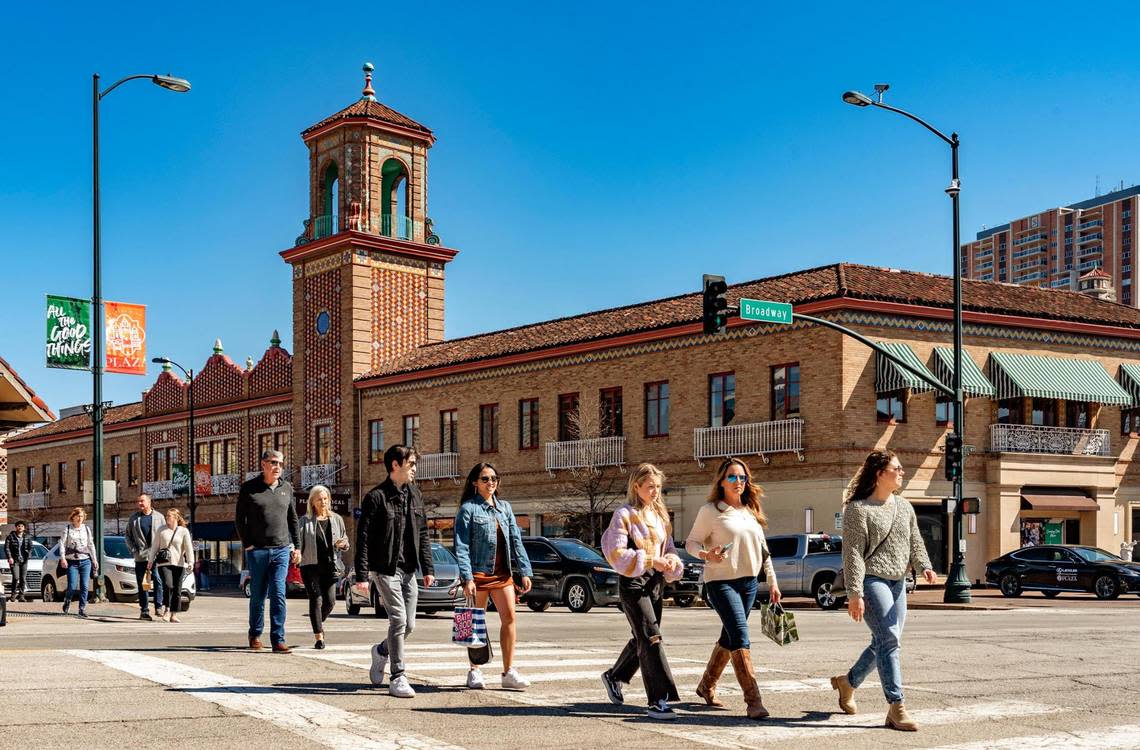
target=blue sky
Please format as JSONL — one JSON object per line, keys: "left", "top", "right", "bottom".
{"left": 4, "top": 2, "right": 1140, "bottom": 414}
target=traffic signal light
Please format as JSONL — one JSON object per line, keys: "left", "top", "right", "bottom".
{"left": 702, "top": 274, "right": 728, "bottom": 335}
{"left": 944, "top": 433, "right": 963, "bottom": 482}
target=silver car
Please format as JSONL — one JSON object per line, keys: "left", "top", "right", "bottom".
{"left": 40, "top": 534, "right": 196, "bottom": 608}
{"left": 1, "top": 541, "right": 49, "bottom": 599}
{"left": 342, "top": 542, "right": 463, "bottom": 617}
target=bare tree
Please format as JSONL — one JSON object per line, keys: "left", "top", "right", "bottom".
{"left": 544, "top": 409, "right": 625, "bottom": 546}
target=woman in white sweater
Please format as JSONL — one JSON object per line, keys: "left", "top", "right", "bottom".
{"left": 686, "top": 458, "right": 780, "bottom": 720}
{"left": 147, "top": 508, "right": 194, "bottom": 622}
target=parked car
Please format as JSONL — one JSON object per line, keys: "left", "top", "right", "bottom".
{"left": 666, "top": 545, "right": 704, "bottom": 607}
{"left": 1, "top": 541, "right": 49, "bottom": 599}
{"left": 240, "top": 561, "right": 306, "bottom": 598}
{"left": 340, "top": 542, "right": 463, "bottom": 617}
{"left": 986, "top": 544, "right": 1140, "bottom": 600}
{"left": 520, "top": 536, "right": 619, "bottom": 613}
{"left": 41, "top": 535, "right": 195, "bottom": 608}
{"left": 757, "top": 533, "right": 848, "bottom": 609}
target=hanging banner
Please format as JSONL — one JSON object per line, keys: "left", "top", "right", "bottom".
{"left": 172, "top": 463, "right": 191, "bottom": 496}
{"left": 194, "top": 464, "right": 212, "bottom": 496}
{"left": 105, "top": 301, "right": 147, "bottom": 375}
{"left": 46, "top": 295, "right": 92, "bottom": 370}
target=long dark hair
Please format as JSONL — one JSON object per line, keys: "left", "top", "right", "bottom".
{"left": 706, "top": 457, "right": 767, "bottom": 528}
{"left": 845, "top": 449, "right": 898, "bottom": 503}
{"left": 460, "top": 462, "right": 499, "bottom": 503}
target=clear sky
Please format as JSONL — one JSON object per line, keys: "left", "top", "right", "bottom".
{"left": 4, "top": 2, "right": 1140, "bottom": 415}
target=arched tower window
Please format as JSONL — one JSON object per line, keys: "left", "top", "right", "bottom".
{"left": 318, "top": 161, "right": 339, "bottom": 239}
{"left": 380, "top": 158, "right": 410, "bottom": 239}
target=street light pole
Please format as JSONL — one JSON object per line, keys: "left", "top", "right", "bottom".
{"left": 842, "top": 86, "right": 971, "bottom": 603}
{"left": 91, "top": 72, "right": 190, "bottom": 600}
{"left": 153, "top": 358, "right": 196, "bottom": 538}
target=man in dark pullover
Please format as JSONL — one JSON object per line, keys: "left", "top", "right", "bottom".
{"left": 236, "top": 449, "right": 300, "bottom": 653}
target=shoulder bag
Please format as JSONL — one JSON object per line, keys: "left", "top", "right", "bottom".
{"left": 154, "top": 529, "right": 177, "bottom": 566}
{"left": 831, "top": 499, "right": 899, "bottom": 599}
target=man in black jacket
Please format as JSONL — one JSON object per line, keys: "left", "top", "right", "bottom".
{"left": 354, "top": 444, "right": 434, "bottom": 698}
{"left": 5, "top": 520, "right": 33, "bottom": 602}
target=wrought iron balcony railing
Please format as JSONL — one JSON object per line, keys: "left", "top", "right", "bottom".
{"left": 545, "top": 436, "right": 626, "bottom": 474}
{"left": 990, "top": 423, "right": 1110, "bottom": 457}
{"left": 693, "top": 418, "right": 805, "bottom": 467}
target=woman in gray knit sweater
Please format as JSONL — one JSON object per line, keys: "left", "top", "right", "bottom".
{"left": 831, "top": 450, "right": 935, "bottom": 732}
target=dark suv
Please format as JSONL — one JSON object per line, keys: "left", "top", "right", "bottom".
{"left": 520, "top": 536, "right": 620, "bottom": 613}
{"left": 666, "top": 545, "right": 704, "bottom": 607}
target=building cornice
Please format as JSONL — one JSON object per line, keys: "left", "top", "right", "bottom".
{"left": 279, "top": 233, "right": 458, "bottom": 266}
{"left": 301, "top": 117, "right": 435, "bottom": 147}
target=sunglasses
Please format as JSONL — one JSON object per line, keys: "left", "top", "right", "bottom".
{"left": 725, "top": 474, "right": 748, "bottom": 483}
{"left": 265, "top": 460, "right": 283, "bottom": 467}
{"left": 478, "top": 476, "right": 500, "bottom": 484}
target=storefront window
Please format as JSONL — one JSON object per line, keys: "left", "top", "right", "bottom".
{"left": 997, "top": 398, "right": 1023, "bottom": 424}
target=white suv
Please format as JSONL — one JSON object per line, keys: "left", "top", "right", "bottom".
{"left": 41, "top": 534, "right": 195, "bottom": 608}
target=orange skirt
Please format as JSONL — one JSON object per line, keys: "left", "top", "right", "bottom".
{"left": 473, "top": 570, "right": 513, "bottom": 591}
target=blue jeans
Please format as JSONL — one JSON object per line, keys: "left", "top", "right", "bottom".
{"left": 248, "top": 546, "right": 290, "bottom": 645}
{"left": 371, "top": 570, "right": 418, "bottom": 678}
{"left": 64, "top": 558, "right": 92, "bottom": 612}
{"left": 704, "top": 576, "right": 758, "bottom": 651}
{"left": 847, "top": 575, "right": 907, "bottom": 704}
{"left": 134, "top": 560, "right": 164, "bottom": 614}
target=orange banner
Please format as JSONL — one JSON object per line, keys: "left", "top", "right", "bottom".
{"left": 105, "top": 301, "right": 147, "bottom": 375}
{"left": 194, "top": 464, "right": 212, "bottom": 496}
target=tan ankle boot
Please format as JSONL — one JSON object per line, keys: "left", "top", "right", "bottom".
{"left": 729, "top": 649, "right": 769, "bottom": 720}
{"left": 885, "top": 702, "right": 917, "bottom": 731}
{"left": 695, "top": 644, "right": 731, "bottom": 708}
{"left": 829, "top": 674, "right": 857, "bottom": 714}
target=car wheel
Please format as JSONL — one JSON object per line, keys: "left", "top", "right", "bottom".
{"left": 814, "top": 573, "right": 844, "bottom": 610}
{"left": 565, "top": 580, "right": 594, "bottom": 613}
{"left": 1042, "top": 590, "right": 1060, "bottom": 599}
{"left": 999, "top": 573, "right": 1022, "bottom": 598}
{"left": 1094, "top": 575, "right": 1120, "bottom": 600}
{"left": 527, "top": 600, "right": 551, "bottom": 612}
{"left": 42, "top": 577, "right": 58, "bottom": 602}
{"left": 179, "top": 599, "right": 191, "bottom": 612}
{"left": 104, "top": 577, "right": 120, "bottom": 603}
{"left": 242, "top": 581, "right": 251, "bottom": 598}
{"left": 673, "top": 595, "right": 695, "bottom": 608}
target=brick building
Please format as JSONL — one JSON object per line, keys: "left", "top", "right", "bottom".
{"left": 8, "top": 66, "right": 1140, "bottom": 589}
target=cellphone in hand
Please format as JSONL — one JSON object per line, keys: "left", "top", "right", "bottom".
{"left": 719, "top": 543, "right": 734, "bottom": 553}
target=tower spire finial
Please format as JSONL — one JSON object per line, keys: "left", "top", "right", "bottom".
{"left": 362, "top": 62, "right": 376, "bottom": 102}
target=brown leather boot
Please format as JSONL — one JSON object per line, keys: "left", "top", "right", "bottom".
{"left": 885, "top": 702, "right": 918, "bottom": 731}
{"left": 729, "top": 649, "right": 769, "bottom": 720}
{"left": 830, "top": 674, "right": 857, "bottom": 714}
{"left": 695, "top": 644, "right": 731, "bottom": 708}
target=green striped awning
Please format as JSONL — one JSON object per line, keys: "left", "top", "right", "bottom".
{"left": 933, "top": 347, "right": 996, "bottom": 397}
{"left": 875, "top": 342, "right": 941, "bottom": 394}
{"left": 1119, "top": 363, "right": 1140, "bottom": 407}
{"left": 989, "top": 352, "right": 1131, "bottom": 405}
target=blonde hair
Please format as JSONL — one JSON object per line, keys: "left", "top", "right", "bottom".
{"left": 165, "top": 508, "right": 187, "bottom": 527}
{"left": 706, "top": 457, "right": 768, "bottom": 528}
{"left": 626, "top": 463, "right": 671, "bottom": 537}
{"left": 68, "top": 507, "right": 85, "bottom": 522}
{"left": 307, "top": 485, "right": 332, "bottom": 518}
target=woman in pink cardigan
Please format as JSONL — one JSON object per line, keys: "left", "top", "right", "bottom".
{"left": 600, "top": 463, "right": 684, "bottom": 720}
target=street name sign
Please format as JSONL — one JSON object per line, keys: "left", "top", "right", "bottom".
{"left": 739, "top": 298, "right": 793, "bottom": 324}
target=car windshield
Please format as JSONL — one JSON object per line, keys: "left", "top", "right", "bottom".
{"left": 432, "top": 544, "right": 457, "bottom": 566}
{"left": 30, "top": 542, "right": 49, "bottom": 560}
{"left": 550, "top": 538, "right": 607, "bottom": 563}
{"left": 1071, "top": 547, "right": 1121, "bottom": 563}
{"left": 104, "top": 536, "right": 133, "bottom": 560}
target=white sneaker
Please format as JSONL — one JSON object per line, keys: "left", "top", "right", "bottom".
{"left": 369, "top": 643, "right": 388, "bottom": 686}
{"left": 388, "top": 674, "right": 416, "bottom": 698}
{"left": 501, "top": 667, "right": 530, "bottom": 690}
{"left": 466, "top": 668, "right": 486, "bottom": 689}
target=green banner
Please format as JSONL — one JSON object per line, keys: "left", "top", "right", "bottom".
{"left": 46, "top": 295, "right": 92, "bottom": 370}
{"left": 172, "top": 463, "right": 190, "bottom": 496}
{"left": 1044, "top": 522, "right": 1063, "bottom": 545}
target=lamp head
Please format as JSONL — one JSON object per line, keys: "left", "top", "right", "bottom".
{"left": 151, "top": 357, "right": 169, "bottom": 364}
{"left": 152, "top": 75, "right": 191, "bottom": 93}
{"left": 842, "top": 90, "right": 873, "bottom": 107}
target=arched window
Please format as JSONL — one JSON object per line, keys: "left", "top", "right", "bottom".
{"left": 380, "top": 158, "right": 410, "bottom": 239}
{"left": 318, "top": 161, "right": 339, "bottom": 239}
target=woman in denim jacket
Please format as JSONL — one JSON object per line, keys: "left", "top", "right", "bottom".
{"left": 453, "top": 462, "right": 533, "bottom": 691}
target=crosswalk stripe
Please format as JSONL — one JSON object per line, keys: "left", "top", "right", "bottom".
{"left": 923, "top": 724, "right": 1140, "bottom": 750}
{"left": 67, "top": 649, "right": 465, "bottom": 750}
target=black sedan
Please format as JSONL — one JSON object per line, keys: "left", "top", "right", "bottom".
{"left": 666, "top": 546, "right": 704, "bottom": 607}
{"left": 985, "top": 545, "right": 1140, "bottom": 600}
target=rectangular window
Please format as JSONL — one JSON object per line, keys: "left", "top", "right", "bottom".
{"left": 314, "top": 424, "right": 333, "bottom": 465}
{"left": 876, "top": 391, "right": 906, "bottom": 423}
{"left": 212, "top": 441, "right": 226, "bottom": 474}
{"left": 274, "top": 431, "right": 290, "bottom": 462}
{"left": 599, "top": 387, "right": 623, "bottom": 437}
{"left": 645, "top": 381, "right": 670, "bottom": 437}
{"left": 709, "top": 372, "right": 736, "bottom": 427}
{"left": 440, "top": 409, "right": 459, "bottom": 453}
{"left": 480, "top": 403, "right": 500, "bottom": 453}
{"left": 258, "top": 433, "right": 274, "bottom": 463}
{"left": 128, "top": 453, "right": 138, "bottom": 486}
{"left": 196, "top": 442, "right": 210, "bottom": 468}
{"left": 78, "top": 457, "right": 88, "bottom": 487}
{"left": 11, "top": 469, "right": 17, "bottom": 495}
{"left": 368, "top": 420, "right": 385, "bottom": 463}
{"left": 27, "top": 466, "right": 34, "bottom": 492}
{"left": 997, "top": 398, "right": 1023, "bottom": 425}
{"left": 771, "top": 363, "right": 800, "bottom": 420}
{"left": 403, "top": 414, "right": 420, "bottom": 448}
{"left": 1122, "top": 408, "right": 1140, "bottom": 435}
{"left": 225, "top": 438, "right": 238, "bottom": 474}
{"left": 519, "top": 398, "right": 540, "bottom": 450}
{"left": 1031, "top": 398, "right": 1057, "bottom": 427}
{"left": 151, "top": 448, "right": 175, "bottom": 482}
{"left": 935, "top": 393, "right": 952, "bottom": 426}
{"left": 59, "top": 461, "right": 67, "bottom": 493}
{"left": 558, "top": 393, "right": 580, "bottom": 441}
{"left": 41, "top": 464, "right": 50, "bottom": 492}
{"left": 110, "top": 455, "right": 120, "bottom": 484}
{"left": 1066, "top": 401, "right": 1089, "bottom": 429}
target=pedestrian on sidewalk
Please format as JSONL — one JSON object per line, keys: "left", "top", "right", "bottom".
{"left": 59, "top": 507, "right": 99, "bottom": 618}
{"left": 685, "top": 457, "right": 780, "bottom": 720}
{"left": 147, "top": 508, "right": 194, "bottom": 623}
{"left": 5, "top": 520, "right": 33, "bottom": 602}
{"left": 453, "top": 462, "right": 533, "bottom": 692}
{"left": 299, "top": 484, "right": 349, "bottom": 650}
{"left": 830, "top": 449, "right": 936, "bottom": 732}
{"left": 600, "top": 463, "right": 683, "bottom": 720}
{"left": 354, "top": 445, "right": 434, "bottom": 698}
{"left": 125, "top": 494, "right": 166, "bottom": 620}
{"left": 236, "top": 449, "right": 301, "bottom": 653}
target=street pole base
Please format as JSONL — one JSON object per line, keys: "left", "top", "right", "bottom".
{"left": 943, "top": 561, "right": 972, "bottom": 604}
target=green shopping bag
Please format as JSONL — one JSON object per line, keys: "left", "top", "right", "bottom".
{"left": 759, "top": 601, "right": 799, "bottom": 646}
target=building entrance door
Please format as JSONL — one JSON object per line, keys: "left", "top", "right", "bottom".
{"left": 914, "top": 505, "right": 947, "bottom": 574}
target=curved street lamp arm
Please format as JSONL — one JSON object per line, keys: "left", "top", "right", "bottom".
{"left": 98, "top": 74, "right": 156, "bottom": 100}
{"left": 871, "top": 101, "right": 954, "bottom": 147}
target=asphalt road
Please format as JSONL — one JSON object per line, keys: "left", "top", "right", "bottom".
{"left": 3, "top": 591, "right": 1139, "bottom": 749}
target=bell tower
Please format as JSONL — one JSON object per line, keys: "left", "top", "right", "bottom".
{"left": 281, "top": 63, "right": 458, "bottom": 490}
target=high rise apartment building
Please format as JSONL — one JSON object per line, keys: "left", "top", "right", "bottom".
{"left": 962, "top": 185, "right": 1139, "bottom": 305}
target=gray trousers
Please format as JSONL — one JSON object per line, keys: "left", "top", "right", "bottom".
{"left": 371, "top": 570, "right": 418, "bottom": 678}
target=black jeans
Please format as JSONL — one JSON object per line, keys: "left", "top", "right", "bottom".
{"left": 158, "top": 566, "right": 185, "bottom": 614}
{"left": 134, "top": 560, "right": 164, "bottom": 613}
{"left": 609, "top": 575, "right": 679, "bottom": 705}
{"left": 10, "top": 562, "right": 27, "bottom": 596}
{"left": 301, "top": 564, "right": 337, "bottom": 635}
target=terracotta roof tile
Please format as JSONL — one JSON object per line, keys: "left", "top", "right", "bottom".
{"left": 302, "top": 98, "right": 432, "bottom": 138}
{"left": 6, "top": 401, "right": 144, "bottom": 443}
{"left": 358, "top": 263, "right": 1140, "bottom": 381}
{"left": 0, "top": 356, "right": 56, "bottom": 423}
